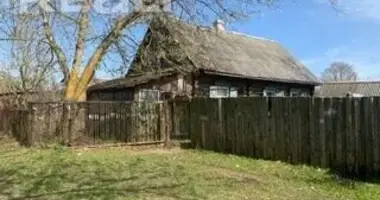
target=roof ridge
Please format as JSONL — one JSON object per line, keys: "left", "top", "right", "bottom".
{"left": 226, "top": 31, "right": 278, "bottom": 43}
{"left": 323, "top": 80, "right": 380, "bottom": 84}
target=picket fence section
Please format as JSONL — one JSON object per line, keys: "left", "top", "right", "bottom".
{"left": 189, "top": 97, "right": 380, "bottom": 177}
{"left": 3, "top": 101, "right": 168, "bottom": 147}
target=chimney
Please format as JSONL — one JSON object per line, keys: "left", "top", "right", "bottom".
{"left": 213, "top": 19, "right": 225, "bottom": 32}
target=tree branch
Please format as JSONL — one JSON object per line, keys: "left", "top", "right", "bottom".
{"left": 72, "top": 11, "right": 143, "bottom": 100}
{"left": 40, "top": 6, "right": 69, "bottom": 83}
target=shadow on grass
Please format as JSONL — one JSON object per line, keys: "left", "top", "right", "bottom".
{"left": 0, "top": 151, "right": 196, "bottom": 200}
{"left": 182, "top": 141, "right": 380, "bottom": 186}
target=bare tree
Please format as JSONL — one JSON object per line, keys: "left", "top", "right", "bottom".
{"left": 322, "top": 62, "right": 358, "bottom": 81}
{"left": 0, "top": 0, "right": 286, "bottom": 101}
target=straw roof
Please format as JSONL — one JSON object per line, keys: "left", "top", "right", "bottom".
{"left": 90, "top": 15, "right": 320, "bottom": 91}
{"left": 157, "top": 16, "right": 320, "bottom": 85}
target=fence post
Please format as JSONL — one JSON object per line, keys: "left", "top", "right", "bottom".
{"left": 62, "top": 103, "right": 70, "bottom": 145}
{"left": 163, "top": 101, "right": 172, "bottom": 147}
{"left": 27, "top": 104, "right": 37, "bottom": 146}
{"left": 159, "top": 102, "right": 165, "bottom": 142}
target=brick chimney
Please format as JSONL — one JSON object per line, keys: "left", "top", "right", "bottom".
{"left": 213, "top": 19, "right": 225, "bottom": 32}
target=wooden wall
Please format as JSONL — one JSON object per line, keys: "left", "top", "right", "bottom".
{"left": 195, "top": 73, "right": 314, "bottom": 97}
{"left": 87, "top": 74, "right": 194, "bottom": 101}
{"left": 87, "top": 71, "right": 315, "bottom": 101}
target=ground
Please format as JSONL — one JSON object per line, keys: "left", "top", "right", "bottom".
{"left": 0, "top": 141, "right": 380, "bottom": 200}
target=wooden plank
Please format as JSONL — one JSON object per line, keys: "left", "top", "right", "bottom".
{"left": 284, "top": 98, "right": 297, "bottom": 163}
{"left": 217, "top": 98, "right": 224, "bottom": 152}
{"left": 276, "top": 98, "right": 285, "bottom": 161}
{"left": 321, "top": 98, "right": 329, "bottom": 168}
{"left": 284, "top": 98, "right": 291, "bottom": 162}
{"left": 317, "top": 98, "right": 327, "bottom": 168}
{"left": 353, "top": 98, "right": 361, "bottom": 175}
{"left": 334, "top": 98, "right": 343, "bottom": 172}
{"left": 292, "top": 98, "right": 301, "bottom": 164}
{"left": 364, "top": 97, "right": 374, "bottom": 177}
{"left": 267, "top": 98, "right": 274, "bottom": 160}
{"left": 223, "top": 99, "right": 232, "bottom": 154}
{"left": 274, "top": 98, "right": 283, "bottom": 161}
{"left": 266, "top": 97, "right": 274, "bottom": 160}
{"left": 258, "top": 97, "right": 268, "bottom": 158}
{"left": 311, "top": 98, "right": 321, "bottom": 167}
{"left": 373, "top": 97, "right": 380, "bottom": 176}
{"left": 247, "top": 98, "right": 255, "bottom": 157}
{"left": 252, "top": 98, "right": 262, "bottom": 158}
{"left": 301, "top": 98, "right": 311, "bottom": 164}
{"left": 343, "top": 98, "right": 354, "bottom": 175}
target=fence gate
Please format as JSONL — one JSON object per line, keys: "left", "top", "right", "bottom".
{"left": 86, "top": 101, "right": 164, "bottom": 144}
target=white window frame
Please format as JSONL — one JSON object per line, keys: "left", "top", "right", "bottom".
{"left": 138, "top": 89, "right": 160, "bottom": 102}
{"left": 263, "top": 87, "right": 277, "bottom": 97}
{"left": 290, "top": 89, "right": 301, "bottom": 97}
{"left": 229, "top": 87, "right": 238, "bottom": 97}
{"left": 210, "top": 86, "right": 229, "bottom": 98}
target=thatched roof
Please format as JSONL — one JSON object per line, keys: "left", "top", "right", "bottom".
{"left": 315, "top": 81, "right": 380, "bottom": 97}
{"left": 156, "top": 16, "right": 320, "bottom": 85}
{"left": 89, "top": 15, "right": 320, "bottom": 91}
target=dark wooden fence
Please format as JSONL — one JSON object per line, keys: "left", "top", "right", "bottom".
{"left": 2, "top": 101, "right": 168, "bottom": 147}
{"left": 189, "top": 97, "right": 380, "bottom": 177}
{"left": 171, "top": 100, "right": 191, "bottom": 139}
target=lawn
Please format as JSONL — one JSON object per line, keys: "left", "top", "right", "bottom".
{"left": 0, "top": 141, "right": 380, "bottom": 200}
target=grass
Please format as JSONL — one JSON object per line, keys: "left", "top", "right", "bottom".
{"left": 0, "top": 142, "right": 380, "bottom": 199}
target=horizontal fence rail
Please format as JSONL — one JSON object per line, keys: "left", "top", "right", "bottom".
{"left": 189, "top": 97, "right": 380, "bottom": 178}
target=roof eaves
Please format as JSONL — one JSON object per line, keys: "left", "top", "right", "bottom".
{"left": 203, "top": 70, "right": 321, "bottom": 85}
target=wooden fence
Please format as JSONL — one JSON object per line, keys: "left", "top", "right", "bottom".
{"left": 189, "top": 97, "right": 380, "bottom": 177}
{"left": 2, "top": 101, "right": 169, "bottom": 147}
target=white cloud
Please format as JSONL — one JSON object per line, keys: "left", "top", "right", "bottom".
{"left": 316, "top": 0, "right": 380, "bottom": 22}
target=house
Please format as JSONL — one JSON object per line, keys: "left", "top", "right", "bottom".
{"left": 315, "top": 81, "right": 380, "bottom": 97}
{"left": 87, "top": 15, "right": 320, "bottom": 101}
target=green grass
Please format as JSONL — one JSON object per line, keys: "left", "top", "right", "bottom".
{"left": 0, "top": 142, "right": 380, "bottom": 200}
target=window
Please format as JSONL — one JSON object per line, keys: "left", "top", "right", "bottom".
{"left": 264, "top": 87, "right": 287, "bottom": 97}
{"left": 301, "top": 92, "right": 310, "bottom": 97}
{"left": 229, "top": 87, "right": 238, "bottom": 97}
{"left": 210, "top": 86, "right": 229, "bottom": 98}
{"left": 290, "top": 89, "right": 301, "bottom": 97}
{"left": 138, "top": 89, "right": 160, "bottom": 101}
{"left": 209, "top": 86, "right": 238, "bottom": 98}
{"left": 263, "top": 87, "right": 278, "bottom": 97}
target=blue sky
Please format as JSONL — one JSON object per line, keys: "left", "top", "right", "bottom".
{"left": 228, "top": 0, "right": 380, "bottom": 80}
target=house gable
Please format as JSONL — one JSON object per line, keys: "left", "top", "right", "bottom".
{"left": 126, "top": 18, "right": 195, "bottom": 78}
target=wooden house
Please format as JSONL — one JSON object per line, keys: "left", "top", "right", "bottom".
{"left": 87, "top": 15, "right": 320, "bottom": 101}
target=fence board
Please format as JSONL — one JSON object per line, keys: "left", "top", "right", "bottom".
{"left": 374, "top": 98, "right": 380, "bottom": 176}
{"left": 6, "top": 101, "right": 163, "bottom": 147}
{"left": 189, "top": 97, "right": 380, "bottom": 177}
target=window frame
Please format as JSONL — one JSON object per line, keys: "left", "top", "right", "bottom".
{"left": 209, "top": 86, "right": 239, "bottom": 98}
{"left": 209, "top": 86, "right": 229, "bottom": 98}
{"left": 138, "top": 89, "right": 161, "bottom": 102}
{"left": 263, "top": 87, "right": 277, "bottom": 97}
{"left": 290, "top": 89, "right": 301, "bottom": 97}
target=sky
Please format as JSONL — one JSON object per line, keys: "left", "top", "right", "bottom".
{"left": 228, "top": 0, "right": 380, "bottom": 80}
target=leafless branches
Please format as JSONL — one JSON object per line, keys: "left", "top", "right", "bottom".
{"left": 322, "top": 62, "right": 358, "bottom": 82}
{"left": 0, "top": 0, "right": 294, "bottom": 100}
